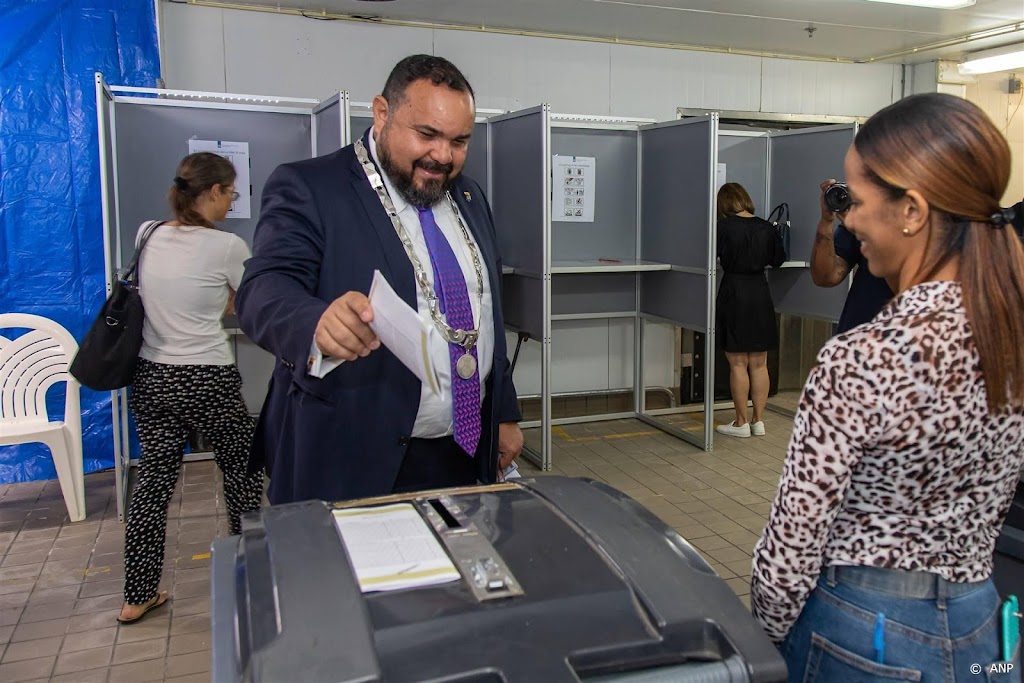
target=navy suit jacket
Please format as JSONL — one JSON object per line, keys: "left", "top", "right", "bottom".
{"left": 236, "top": 133, "right": 521, "bottom": 504}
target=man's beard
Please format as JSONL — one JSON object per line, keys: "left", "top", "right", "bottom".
{"left": 378, "top": 128, "right": 454, "bottom": 208}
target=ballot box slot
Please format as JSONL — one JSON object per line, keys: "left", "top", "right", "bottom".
{"left": 418, "top": 496, "right": 526, "bottom": 603}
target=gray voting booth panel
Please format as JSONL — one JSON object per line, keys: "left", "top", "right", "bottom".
{"left": 550, "top": 128, "right": 638, "bottom": 263}
{"left": 112, "top": 102, "right": 313, "bottom": 256}
{"left": 491, "top": 110, "right": 547, "bottom": 341}
{"left": 768, "top": 125, "right": 856, "bottom": 264}
{"left": 766, "top": 125, "right": 856, "bottom": 322}
{"left": 314, "top": 99, "right": 343, "bottom": 157}
{"left": 719, "top": 134, "right": 769, "bottom": 217}
{"left": 768, "top": 268, "right": 848, "bottom": 322}
{"left": 111, "top": 101, "right": 314, "bottom": 414}
{"left": 639, "top": 118, "right": 716, "bottom": 331}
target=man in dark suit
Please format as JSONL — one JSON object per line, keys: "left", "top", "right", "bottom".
{"left": 237, "top": 55, "right": 523, "bottom": 505}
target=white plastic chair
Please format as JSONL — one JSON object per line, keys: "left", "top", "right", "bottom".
{"left": 0, "top": 313, "right": 85, "bottom": 522}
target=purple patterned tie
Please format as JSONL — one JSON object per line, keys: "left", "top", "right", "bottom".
{"left": 417, "top": 206, "right": 481, "bottom": 456}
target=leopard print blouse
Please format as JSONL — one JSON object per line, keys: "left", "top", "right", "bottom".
{"left": 750, "top": 280, "right": 1024, "bottom": 643}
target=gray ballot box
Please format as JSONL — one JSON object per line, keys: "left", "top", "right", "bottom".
{"left": 211, "top": 476, "right": 786, "bottom": 682}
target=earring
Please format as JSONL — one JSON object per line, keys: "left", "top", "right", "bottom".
{"left": 902, "top": 227, "right": 911, "bottom": 236}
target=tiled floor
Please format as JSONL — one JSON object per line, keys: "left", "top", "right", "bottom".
{"left": 0, "top": 410, "right": 793, "bottom": 683}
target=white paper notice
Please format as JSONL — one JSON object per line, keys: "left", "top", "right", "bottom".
{"left": 716, "top": 163, "right": 728, "bottom": 193}
{"left": 332, "top": 504, "right": 461, "bottom": 593}
{"left": 187, "top": 139, "right": 252, "bottom": 219}
{"left": 368, "top": 270, "right": 440, "bottom": 395}
{"left": 553, "top": 155, "right": 596, "bottom": 223}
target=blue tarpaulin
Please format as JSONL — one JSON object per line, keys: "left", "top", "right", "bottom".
{"left": 0, "top": 1, "right": 160, "bottom": 483}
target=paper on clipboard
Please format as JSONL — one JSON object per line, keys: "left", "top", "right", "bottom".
{"left": 368, "top": 270, "right": 440, "bottom": 395}
{"left": 332, "top": 503, "right": 460, "bottom": 593}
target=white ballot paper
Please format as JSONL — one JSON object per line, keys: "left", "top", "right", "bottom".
{"left": 332, "top": 504, "right": 460, "bottom": 593}
{"left": 368, "top": 270, "right": 440, "bottom": 395}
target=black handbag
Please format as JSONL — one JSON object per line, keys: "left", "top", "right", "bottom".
{"left": 766, "top": 202, "right": 791, "bottom": 261}
{"left": 70, "top": 220, "right": 164, "bottom": 391}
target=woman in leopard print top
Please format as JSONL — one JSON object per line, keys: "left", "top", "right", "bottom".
{"left": 751, "top": 93, "right": 1024, "bottom": 681}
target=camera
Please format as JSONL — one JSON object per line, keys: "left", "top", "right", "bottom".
{"left": 824, "top": 182, "right": 851, "bottom": 213}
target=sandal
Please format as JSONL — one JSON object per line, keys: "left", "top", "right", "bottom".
{"left": 117, "top": 591, "right": 169, "bottom": 624}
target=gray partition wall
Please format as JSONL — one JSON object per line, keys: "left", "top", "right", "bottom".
{"left": 491, "top": 108, "right": 679, "bottom": 469}
{"left": 719, "top": 132, "right": 769, "bottom": 216}
{"left": 313, "top": 91, "right": 349, "bottom": 157}
{"left": 112, "top": 101, "right": 314, "bottom": 257}
{"left": 98, "top": 76, "right": 332, "bottom": 520}
{"left": 767, "top": 124, "right": 857, "bottom": 321}
{"left": 638, "top": 115, "right": 719, "bottom": 450}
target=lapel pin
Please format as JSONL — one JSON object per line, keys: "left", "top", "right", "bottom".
{"left": 464, "top": 191, "right": 472, "bottom": 202}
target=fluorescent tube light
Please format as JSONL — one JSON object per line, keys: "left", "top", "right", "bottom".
{"left": 864, "top": 0, "right": 975, "bottom": 8}
{"left": 958, "top": 43, "right": 1024, "bottom": 75}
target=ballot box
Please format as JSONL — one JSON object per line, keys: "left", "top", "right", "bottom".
{"left": 211, "top": 476, "right": 786, "bottom": 682}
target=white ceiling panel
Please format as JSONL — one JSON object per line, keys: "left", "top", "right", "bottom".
{"left": 217, "top": 0, "right": 1024, "bottom": 63}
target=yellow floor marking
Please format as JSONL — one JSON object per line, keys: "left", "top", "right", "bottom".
{"left": 191, "top": 552, "right": 211, "bottom": 561}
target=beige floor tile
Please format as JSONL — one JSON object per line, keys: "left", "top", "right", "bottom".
{"left": 50, "top": 665, "right": 108, "bottom": 683}
{"left": 10, "top": 617, "right": 69, "bottom": 643}
{"left": 107, "top": 657, "right": 165, "bottom": 683}
{"left": 61, "top": 626, "right": 117, "bottom": 653}
{"left": 688, "top": 536, "right": 733, "bottom": 553}
{"left": 52, "top": 646, "right": 113, "bottom": 676}
{"left": 0, "top": 655, "right": 56, "bottom": 682}
{"left": 1, "top": 635, "right": 62, "bottom": 663}
{"left": 112, "top": 636, "right": 167, "bottom": 665}
{"left": 169, "top": 630, "right": 211, "bottom": 656}
{"left": 724, "top": 577, "right": 752, "bottom": 596}
{"left": 165, "top": 650, "right": 211, "bottom": 678}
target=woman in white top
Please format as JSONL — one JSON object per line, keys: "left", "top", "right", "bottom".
{"left": 751, "top": 94, "right": 1024, "bottom": 680}
{"left": 118, "top": 152, "right": 263, "bottom": 624}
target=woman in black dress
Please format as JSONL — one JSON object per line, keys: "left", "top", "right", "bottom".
{"left": 715, "top": 183, "right": 787, "bottom": 438}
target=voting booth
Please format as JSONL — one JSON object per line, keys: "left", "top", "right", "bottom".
{"left": 211, "top": 476, "right": 786, "bottom": 682}
{"left": 95, "top": 75, "right": 350, "bottom": 519}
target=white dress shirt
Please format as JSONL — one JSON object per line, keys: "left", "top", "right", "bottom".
{"left": 309, "top": 133, "right": 493, "bottom": 439}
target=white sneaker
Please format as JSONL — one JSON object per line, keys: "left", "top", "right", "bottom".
{"left": 715, "top": 421, "right": 751, "bottom": 438}
{"left": 751, "top": 421, "right": 765, "bottom": 436}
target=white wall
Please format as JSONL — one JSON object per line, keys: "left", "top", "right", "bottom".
{"left": 159, "top": 3, "right": 901, "bottom": 398}
{"left": 160, "top": 4, "right": 901, "bottom": 120}
{"left": 966, "top": 73, "right": 1024, "bottom": 205}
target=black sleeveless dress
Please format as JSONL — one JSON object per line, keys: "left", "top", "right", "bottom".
{"left": 716, "top": 215, "right": 787, "bottom": 353}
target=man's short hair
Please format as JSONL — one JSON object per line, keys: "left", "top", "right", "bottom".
{"left": 382, "top": 55, "right": 475, "bottom": 106}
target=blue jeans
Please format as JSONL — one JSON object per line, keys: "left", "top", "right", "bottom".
{"left": 781, "top": 566, "right": 1021, "bottom": 683}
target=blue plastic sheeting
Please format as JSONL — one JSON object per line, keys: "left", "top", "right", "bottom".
{"left": 0, "top": 2, "right": 160, "bottom": 483}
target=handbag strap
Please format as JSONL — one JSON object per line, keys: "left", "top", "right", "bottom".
{"left": 767, "top": 202, "right": 790, "bottom": 225}
{"left": 121, "top": 220, "right": 165, "bottom": 283}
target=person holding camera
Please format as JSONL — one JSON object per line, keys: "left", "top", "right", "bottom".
{"left": 811, "top": 179, "right": 894, "bottom": 333}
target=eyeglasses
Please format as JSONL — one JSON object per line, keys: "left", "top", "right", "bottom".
{"left": 229, "top": 190, "right": 240, "bottom": 201}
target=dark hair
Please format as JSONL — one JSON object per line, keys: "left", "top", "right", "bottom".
{"left": 381, "top": 54, "right": 474, "bottom": 106}
{"left": 717, "top": 182, "right": 755, "bottom": 219}
{"left": 168, "top": 152, "right": 236, "bottom": 229}
{"left": 855, "top": 92, "right": 1024, "bottom": 412}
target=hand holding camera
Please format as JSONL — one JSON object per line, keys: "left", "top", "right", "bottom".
{"left": 819, "top": 179, "right": 851, "bottom": 222}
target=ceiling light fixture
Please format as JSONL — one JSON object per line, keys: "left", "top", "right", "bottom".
{"left": 863, "top": 0, "right": 976, "bottom": 9}
{"left": 958, "top": 42, "right": 1024, "bottom": 74}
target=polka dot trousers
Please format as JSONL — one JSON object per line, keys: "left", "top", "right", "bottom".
{"left": 124, "top": 359, "right": 263, "bottom": 605}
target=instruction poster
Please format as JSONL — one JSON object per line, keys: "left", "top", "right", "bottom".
{"left": 187, "top": 139, "right": 251, "bottom": 219}
{"left": 553, "top": 155, "right": 596, "bottom": 223}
